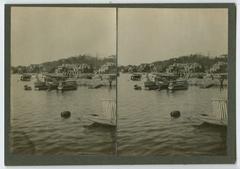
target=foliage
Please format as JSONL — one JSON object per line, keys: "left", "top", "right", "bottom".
{"left": 11, "top": 54, "right": 116, "bottom": 74}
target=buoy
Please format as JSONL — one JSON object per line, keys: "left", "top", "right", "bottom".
{"left": 170, "top": 110, "right": 181, "bottom": 118}
{"left": 61, "top": 111, "right": 71, "bottom": 118}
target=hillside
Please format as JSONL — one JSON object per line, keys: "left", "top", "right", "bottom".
{"left": 12, "top": 54, "right": 116, "bottom": 73}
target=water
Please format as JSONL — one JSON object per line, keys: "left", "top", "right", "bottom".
{"left": 117, "top": 73, "right": 227, "bottom": 156}
{"left": 10, "top": 74, "right": 116, "bottom": 155}
{"left": 10, "top": 73, "right": 227, "bottom": 155}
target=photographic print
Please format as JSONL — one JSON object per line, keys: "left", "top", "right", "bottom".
{"left": 5, "top": 4, "right": 236, "bottom": 165}
{"left": 117, "top": 8, "right": 228, "bottom": 156}
{"left": 9, "top": 7, "right": 117, "bottom": 155}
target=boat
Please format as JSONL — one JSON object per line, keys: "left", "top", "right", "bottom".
{"left": 130, "top": 73, "right": 142, "bottom": 81}
{"left": 33, "top": 74, "right": 48, "bottom": 90}
{"left": 158, "top": 81, "right": 169, "bottom": 90}
{"left": 199, "top": 79, "right": 215, "bottom": 89}
{"left": 134, "top": 84, "right": 142, "bottom": 90}
{"left": 144, "top": 80, "right": 159, "bottom": 90}
{"left": 143, "top": 74, "right": 158, "bottom": 90}
{"left": 24, "top": 85, "right": 32, "bottom": 90}
{"left": 88, "top": 99, "right": 116, "bottom": 127}
{"left": 200, "top": 83, "right": 214, "bottom": 89}
{"left": 58, "top": 80, "right": 77, "bottom": 91}
{"left": 46, "top": 81, "right": 59, "bottom": 90}
{"left": 168, "top": 79, "right": 188, "bottom": 90}
{"left": 88, "top": 84, "right": 103, "bottom": 89}
{"left": 34, "top": 81, "right": 48, "bottom": 90}
{"left": 43, "top": 73, "right": 68, "bottom": 90}
{"left": 20, "top": 74, "right": 31, "bottom": 81}
{"left": 199, "top": 98, "right": 227, "bottom": 126}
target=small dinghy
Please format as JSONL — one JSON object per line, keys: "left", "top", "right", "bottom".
{"left": 24, "top": 85, "right": 32, "bottom": 90}
{"left": 199, "top": 98, "right": 227, "bottom": 126}
{"left": 87, "top": 99, "right": 116, "bottom": 128}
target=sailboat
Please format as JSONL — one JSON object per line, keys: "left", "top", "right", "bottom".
{"left": 88, "top": 99, "right": 117, "bottom": 127}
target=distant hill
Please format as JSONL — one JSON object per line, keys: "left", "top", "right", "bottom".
{"left": 118, "top": 54, "right": 228, "bottom": 73}
{"left": 12, "top": 54, "right": 116, "bottom": 73}
{"left": 152, "top": 54, "right": 227, "bottom": 72}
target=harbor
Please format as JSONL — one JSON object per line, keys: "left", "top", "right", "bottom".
{"left": 11, "top": 72, "right": 227, "bottom": 155}
{"left": 10, "top": 74, "right": 117, "bottom": 155}
{"left": 117, "top": 73, "right": 227, "bottom": 155}
{"left": 8, "top": 6, "right": 231, "bottom": 161}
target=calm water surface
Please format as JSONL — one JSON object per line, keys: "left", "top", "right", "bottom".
{"left": 10, "top": 74, "right": 116, "bottom": 155}
{"left": 117, "top": 73, "right": 227, "bottom": 156}
{"left": 10, "top": 73, "right": 227, "bottom": 155}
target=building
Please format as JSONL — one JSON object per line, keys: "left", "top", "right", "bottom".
{"left": 97, "top": 62, "right": 116, "bottom": 74}
{"left": 55, "top": 63, "right": 92, "bottom": 78}
{"left": 210, "top": 62, "right": 227, "bottom": 73}
{"left": 166, "top": 63, "right": 203, "bottom": 76}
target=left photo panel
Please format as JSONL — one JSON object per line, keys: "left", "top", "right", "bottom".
{"left": 9, "top": 7, "right": 117, "bottom": 155}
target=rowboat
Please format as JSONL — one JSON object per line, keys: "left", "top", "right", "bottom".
{"left": 199, "top": 98, "right": 227, "bottom": 126}
{"left": 88, "top": 99, "right": 116, "bottom": 127}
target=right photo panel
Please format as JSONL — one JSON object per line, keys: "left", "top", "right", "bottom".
{"left": 117, "top": 8, "right": 228, "bottom": 156}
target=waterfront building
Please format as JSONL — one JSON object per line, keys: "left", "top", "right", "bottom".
{"left": 55, "top": 63, "right": 92, "bottom": 78}
{"left": 210, "top": 62, "right": 227, "bottom": 73}
{"left": 97, "top": 62, "right": 116, "bottom": 74}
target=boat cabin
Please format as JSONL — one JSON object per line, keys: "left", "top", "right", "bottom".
{"left": 20, "top": 74, "right": 31, "bottom": 81}
{"left": 130, "top": 74, "right": 142, "bottom": 81}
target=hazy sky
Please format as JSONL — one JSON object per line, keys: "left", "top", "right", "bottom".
{"left": 11, "top": 7, "right": 228, "bottom": 67}
{"left": 11, "top": 7, "right": 116, "bottom": 66}
{"left": 118, "top": 8, "right": 228, "bottom": 66}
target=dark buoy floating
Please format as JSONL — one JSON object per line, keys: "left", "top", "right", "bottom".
{"left": 170, "top": 110, "right": 181, "bottom": 118}
{"left": 61, "top": 111, "right": 71, "bottom": 118}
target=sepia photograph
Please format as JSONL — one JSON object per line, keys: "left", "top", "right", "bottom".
{"left": 4, "top": 4, "right": 236, "bottom": 165}
{"left": 10, "top": 7, "right": 117, "bottom": 155}
{"left": 117, "top": 8, "right": 228, "bottom": 156}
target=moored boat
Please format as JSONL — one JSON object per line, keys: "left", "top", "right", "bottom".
{"left": 58, "top": 80, "right": 77, "bottom": 91}
{"left": 44, "top": 73, "right": 67, "bottom": 90}
{"left": 46, "top": 81, "right": 59, "bottom": 90}
{"left": 168, "top": 79, "right": 188, "bottom": 90}
{"left": 134, "top": 84, "right": 142, "bottom": 90}
{"left": 130, "top": 73, "right": 142, "bottom": 81}
{"left": 157, "top": 80, "right": 169, "bottom": 90}
{"left": 144, "top": 80, "right": 159, "bottom": 90}
{"left": 20, "top": 74, "right": 31, "bottom": 81}
{"left": 143, "top": 73, "right": 158, "bottom": 90}
{"left": 34, "top": 81, "right": 48, "bottom": 90}
{"left": 24, "top": 85, "right": 32, "bottom": 90}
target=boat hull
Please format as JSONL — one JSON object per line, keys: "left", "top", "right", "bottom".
{"left": 58, "top": 86, "right": 77, "bottom": 91}
{"left": 168, "top": 80, "right": 188, "bottom": 90}
{"left": 58, "top": 80, "right": 78, "bottom": 91}
{"left": 199, "top": 114, "right": 227, "bottom": 126}
{"left": 34, "top": 82, "right": 48, "bottom": 90}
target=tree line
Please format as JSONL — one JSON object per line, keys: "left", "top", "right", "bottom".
{"left": 11, "top": 54, "right": 116, "bottom": 74}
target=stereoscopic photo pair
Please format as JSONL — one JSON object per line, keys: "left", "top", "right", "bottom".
{"left": 5, "top": 4, "right": 236, "bottom": 165}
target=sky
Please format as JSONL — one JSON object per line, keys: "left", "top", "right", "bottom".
{"left": 11, "top": 7, "right": 228, "bottom": 67}
{"left": 11, "top": 7, "right": 116, "bottom": 66}
{"left": 118, "top": 8, "right": 228, "bottom": 66}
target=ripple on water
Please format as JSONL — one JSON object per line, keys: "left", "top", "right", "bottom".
{"left": 117, "top": 74, "right": 227, "bottom": 156}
